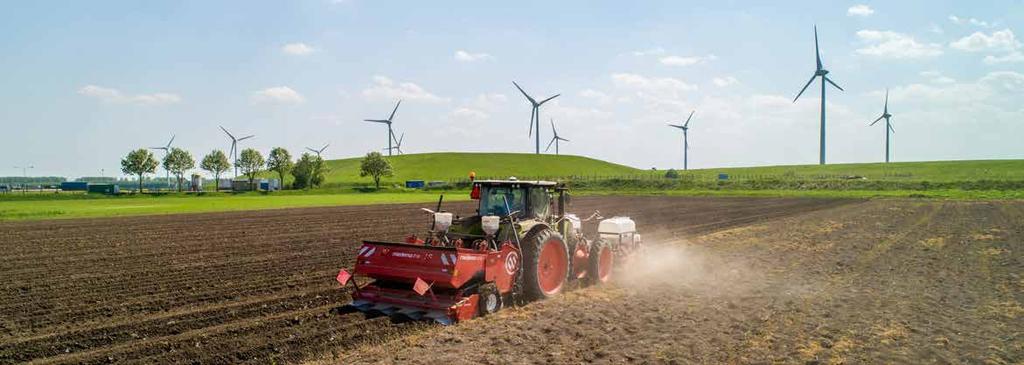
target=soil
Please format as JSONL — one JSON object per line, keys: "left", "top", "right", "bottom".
{"left": 330, "top": 200, "right": 1024, "bottom": 365}
{"left": 0, "top": 196, "right": 850, "bottom": 364}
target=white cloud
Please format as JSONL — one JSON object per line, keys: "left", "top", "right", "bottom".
{"left": 281, "top": 43, "right": 315, "bottom": 56}
{"left": 251, "top": 86, "right": 305, "bottom": 104}
{"left": 579, "top": 88, "right": 612, "bottom": 103}
{"left": 919, "top": 71, "right": 956, "bottom": 84}
{"left": 659, "top": 54, "right": 717, "bottom": 67}
{"left": 712, "top": 76, "right": 739, "bottom": 87}
{"left": 362, "top": 75, "right": 448, "bottom": 103}
{"left": 454, "top": 50, "right": 493, "bottom": 62}
{"left": 448, "top": 107, "right": 489, "bottom": 120}
{"left": 984, "top": 51, "right": 1024, "bottom": 64}
{"left": 928, "top": 24, "right": 944, "bottom": 34}
{"left": 949, "top": 29, "right": 1021, "bottom": 52}
{"left": 78, "top": 85, "right": 181, "bottom": 105}
{"left": 631, "top": 47, "right": 666, "bottom": 56}
{"left": 847, "top": 4, "right": 874, "bottom": 16}
{"left": 855, "top": 30, "right": 943, "bottom": 59}
{"left": 948, "top": 15, "right": 994, "bottom": 28}
{"left": 610, "top": 73, "right": 697, "bottom": 110}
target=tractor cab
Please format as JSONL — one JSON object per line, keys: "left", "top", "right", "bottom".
{"left": 471, "top": 178, "right": 557, "bottom": 221}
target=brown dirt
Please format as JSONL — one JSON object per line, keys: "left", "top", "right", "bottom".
{"left": 0, "top": 196, "right": 850, "bottom": 364}
{"left": 329, "top": 200, "right": 1024, "bottom": 365}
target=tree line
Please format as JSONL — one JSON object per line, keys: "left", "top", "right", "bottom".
{"left": 120, "top": 147, "right": 328, "bottom": 192}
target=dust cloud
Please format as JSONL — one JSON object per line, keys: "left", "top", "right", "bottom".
{"left": 617, "top": 238, "right": 759, "bottom": 294}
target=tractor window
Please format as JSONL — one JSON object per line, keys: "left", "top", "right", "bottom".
{"left": 480, "top": 186, "right": 526, "bottom": 217}
{"left": 528, "top": 187, "right": 550, "bottom": 218}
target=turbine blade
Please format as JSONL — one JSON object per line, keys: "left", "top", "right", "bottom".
{"left": 388, "top": 100, "right": 401, "bottom": 121}
{"left": 825, "top": 76, "right": 844, "bottom": 91}
{"left": 220, "top": 126, "right": 235, "bottom": 140}
{"left": 538, "top": 94, "right": 560, "bottom": 105}
{"left": 550, "top": 118, "right": 557, "bottom": 136}
{"left": 545, "top": 137, "right": 556, "bottom": 152}
{"left": 528, "top": 108, "right": 536, "bottom": 137}
{"left": 321, "top": 143, "right": 329, "bottom": 153}
{"left": 238, "top": 135, "right": 255, "bottom": 141}
{"left": 869, "top": 115, "right": 884, "bottom": 126}
{"left": 668, "top": 124, "right": 685, "bottom": 129}
{"left": 793, "top": 74, "right": 817, "bottom": 102}
{"left": 558, "top": 137, "right": 570, "bottom": 142}
{"left": 889, "top": 117, "right": 895, "bottom": 133}
{"left": 814, "top": 25, "right": 822, "bottom": 71}
{"left": 684, "top": 110, "right": 694, "bottom": 127}
{"left": 884, "top": 89, "right": 889, "bottom": 113}
{"left": 167, "top": 135, "right": 175, "bottom": 147}
{"left": 512, "top": 81, "right": 537, "bottom": 104}
{"left": 306, "top": 147, "right": 317, "bottom": 153}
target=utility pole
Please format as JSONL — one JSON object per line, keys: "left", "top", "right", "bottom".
{"left": 14, "top": 165, "right": 34, "bottom": 194}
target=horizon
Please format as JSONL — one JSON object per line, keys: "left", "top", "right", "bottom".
{"left": 1, "top": 1, "right": 1021, "bottom": 178}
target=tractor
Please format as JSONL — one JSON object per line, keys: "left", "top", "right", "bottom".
{"left": 336, "top": 177, "right": 642, "bottom": 324}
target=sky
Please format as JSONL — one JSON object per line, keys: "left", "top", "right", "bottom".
{"left": 0, "top": 0, "right": 1022, "bottom": 178}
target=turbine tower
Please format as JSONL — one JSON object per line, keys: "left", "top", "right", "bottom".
{"left": 513, "top": 81, "right": 559, "bottom": 154}
{"left": 383, "top": 132, "right": 405, "bottom": 155}
{"left": 793, "top": 25, "right": 844, "bottom": 165}
{"left": 364, "top": 100, "right": 401, "bottom": 156}
{"left": 306, "top": 143, "right": 329, "bottom": 159}
{"left": 668, "top": 111, "right": 695, "bottom": 170}
{"left": 149, "top": 135, "right": 175, "bottom": 190}
{"left": 220, "top": 126, "right": 254, "bottom": 178}
{"left": 869, "top": 89, "right": 896, "bottom": 163}
{"left": 545, "top": 119, "right": 569, "bottom": 155}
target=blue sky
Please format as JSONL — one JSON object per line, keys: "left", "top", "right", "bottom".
{"left": 1, "top": 0, "right": 1021, "bottom": 177}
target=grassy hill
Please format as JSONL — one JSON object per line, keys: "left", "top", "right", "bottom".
{"left": 677, "top": 160, "right": 1024, "bottom": 182}
{"left": 318, "top": 152, "right": 642, "bottom": 187}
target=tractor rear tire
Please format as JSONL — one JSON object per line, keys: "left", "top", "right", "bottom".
{"left": 521, "top": 228, "right": 569, "bottom": 300}
{"left": 588, "top": 239, "right": 614, "bottom": 285}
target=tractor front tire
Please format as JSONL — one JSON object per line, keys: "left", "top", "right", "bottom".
{"left": 521, "top": 228, "right": 569, "bottom": 300}
{"left": 588, "top": 239, "right": 614, "bottom": 285}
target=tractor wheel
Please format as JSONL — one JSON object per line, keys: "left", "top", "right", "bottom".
{"left": 588, "top": 239, "right": 614, "bottom": 285}
{"left": 521, "top": 228, "right": 569, "bottom": 300}
{"left": 478, "top": 283, "right": 502, "bottom": 316}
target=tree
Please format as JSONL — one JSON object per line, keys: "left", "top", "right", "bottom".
{"left": 201, "top": 150, "right": 231, "bottom": 191}
{"left": 121, "top": 148, "right": 159, "bottom": 192}
{"left": 237, "top": 148, "right": 265, "bottom": 191}
{"left": 266, "top": 147, "right": 294, "bottom": 189}
{"left": 163, "top": 148, "right": 195, "bottom": 192}
{"left": 664, "top": 169, "right": 680, "bottom": 179}
{"left": 292, "top": 153, "right": 328, "bottom": 189}
{"left": 359, "top": 151, "right": 392, "bottom": 189}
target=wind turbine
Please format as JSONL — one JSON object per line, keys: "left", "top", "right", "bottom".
{"left": 668, "top": 111, "right": 695, "bottom": 170}
{"left": 306, "top": 143, "right": 329, "bottom": 159}
{"left": 793, "top": 25, "right": 844, "bottom": 165}
{"left": 384, "top": 132, "right": 405, "bottom": 155}
{"left": 220, "top": 126, "right": 254, "bottom": 178}
{"left": 545, "top": 119, "right": 569, "bottom": 155}
{"left": 364, "top": 100, "right": 401, "bottom": 156}
{"left": 149, "top": 135, "right": 175, "bottom": 189}
{"left": 513, "top": 81, "right": 559, "bottom": 154}
{"left": 869, "top": 89, "right": 895, "bottom": 163}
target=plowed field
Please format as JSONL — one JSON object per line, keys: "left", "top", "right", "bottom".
{"left": 0, "top": 196, "right": 850, "bottom": 364}
{"left": 333, "top": 200, "right": 1024, "bottom": 364}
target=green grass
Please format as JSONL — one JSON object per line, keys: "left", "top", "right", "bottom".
{"left": 677, "top": 159, "right": 1024, "bottom": 182}
{"left": 314, "top": 152, "right": 641, "bottom": 187}
{"left": 0, "top": 192, "right": 466, "bottom": 221}
{"left": 2, "top": 155, "right": 1022, "bottom": 222}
